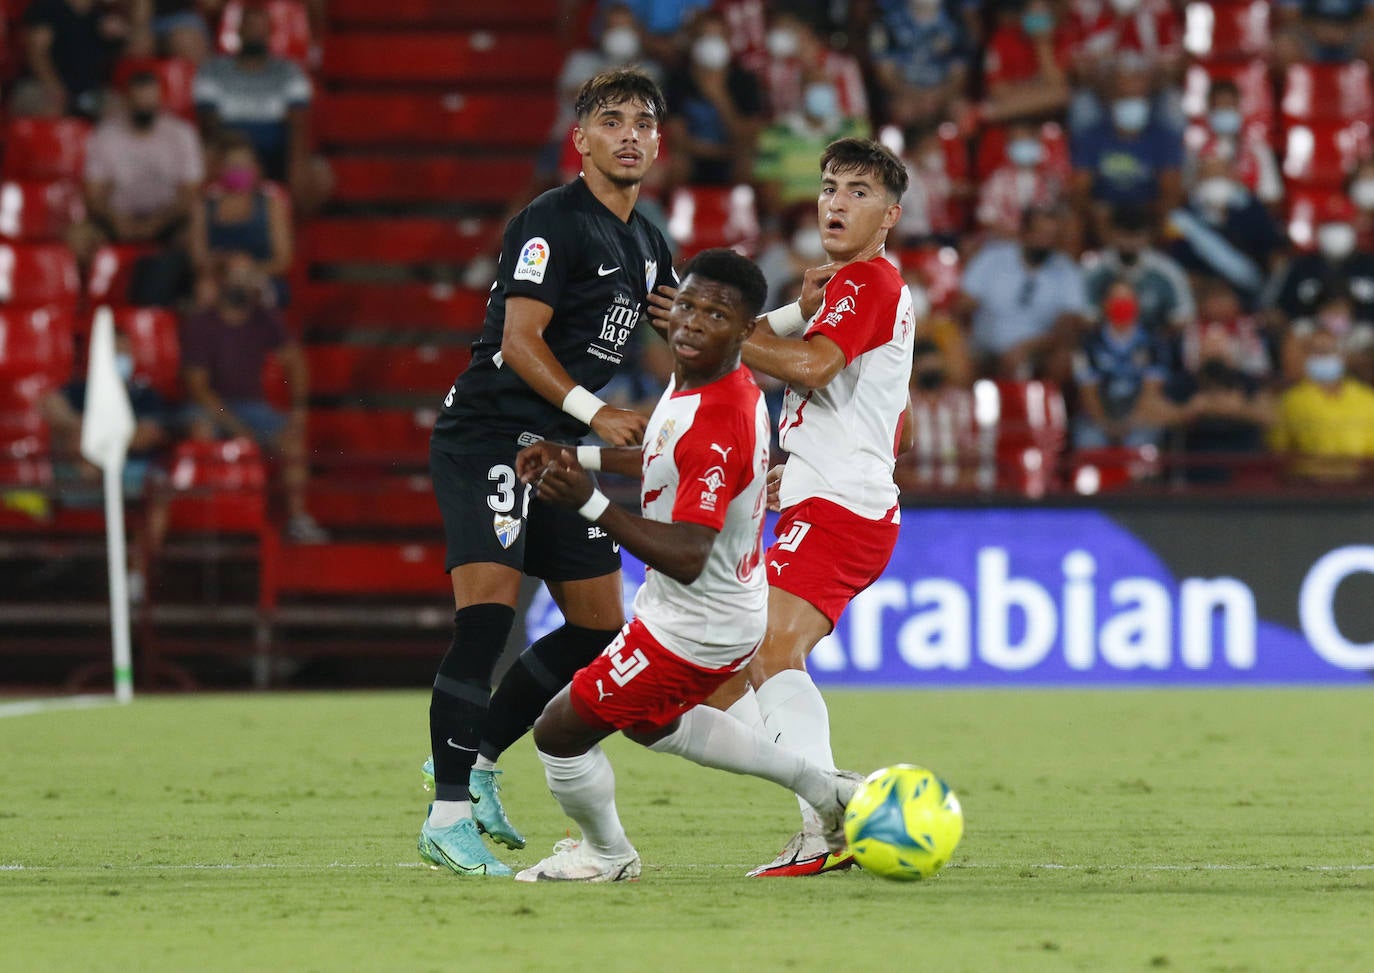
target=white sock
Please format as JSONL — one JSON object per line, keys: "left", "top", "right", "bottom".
{"left": 756, "top": 669, "right": 834, "bottom": 832}
{"left": 472, "top": 755, "right": 497, "bottom": 772}
{"left": 648, "top": 706, "right": 835, "bottom": 812}
{"left": 724, "top": 685, "right": 765, "bottom": 732}
{"left": 427, "top": 799, "right": 471, "bottom": 828}
{"left": 538, "top": 746, "right": 636, "bottom": 861}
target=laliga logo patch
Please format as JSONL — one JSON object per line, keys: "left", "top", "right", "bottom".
{"left": 645, "top": 259, "right": 658, "bottom": 294}
{"left": 493, "top": 513, "right": 522, "bottom": 549}
{"left": 513, "top": 237, "right": 549, "bottom": 284}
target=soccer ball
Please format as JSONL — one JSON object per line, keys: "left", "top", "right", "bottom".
{"left": 843, "top": 764, "right": 964, "bottom": 881}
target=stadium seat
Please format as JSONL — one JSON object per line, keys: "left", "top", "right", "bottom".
{"left": 83, "top": 307, "right": 181, "bottom": 400}
{"left": 1180, "top": 60, "right": 1273, "bottom": 126}
{"left": 306, "top": 474, "right": 441, "bottom": 529}
{"left": 331, "top": 157, "right": 534, "bottom": 205}
{"left": 1, "top": 117, "right": 91, "bottom": 182}
{"left": 895, "top": 246, "right": 961, "bottom": 311}
{"left": 299, "top": 219, "right": 495, "bottom": 265}
{"left": 85, "top": 244, "right": 156, "bottom": 308}
{"left": 1282, "top": 121, "right": 1373, "bottom": 190}
{"left": 0, "top": 243, "right": 81, "bottom": 305}
{"left": 1284, "top": 187, "right": 1345, "bottom": 250}
{"left": 0, "top": 304, "right": 75, "bottom": 388}
{"left": 320, "top": 33, "right": 564, "bottom": 85}
{"left": 974, "top": 122, "right": 1070, "bottom": 181}
{"left": 218, "top": 0, "right": 312, "bottom": 63}
{"left": 308, "top": 408, "right": 434, "bottom": 465}
{"left": 303, "top": 344, "right": 469, "bottom": 397}
{"left": 0, "top": 180, "right": 85, "bottom": 242}
{"left": 271, "top": 542, "right": 447, "bottom": 596}
{"left": 1280, "top": 62, "right": 1374, "bottom": 123}
{"left": 667, "top": 185, "right": 760, "bottom": 259}
{"left": 112, "top": 57, "right": 198, "bottom": 118}
{"left": 315, "top": 92, "right": 554, "bottom": 149}
{"left": 297, "top": 283, "right": 487, "bottom": 334}
{"left": 1067, "top": 446, "right": 1162, "bottom": 495}
{"left": 991, "top": 379, "right": 1067, "bottom": 497}
{"left": 1182, "top": 0, "right": 1270, "bottom": 61}
{"left": 330, "top": 0, "right": 562, "bottom": 28}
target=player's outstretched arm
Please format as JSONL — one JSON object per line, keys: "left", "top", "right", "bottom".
{"left": 528, "top": 458, "right": 716, "bottom": 585}
{"left": 740, "top": 331, "right": 847, "bottom": 391}
{"left": 502, "top": 296, "right": 647, "bottom": 446}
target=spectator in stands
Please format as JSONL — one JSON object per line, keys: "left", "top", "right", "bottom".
{"left": 193, "top": 3, "right": 328, "bottom": 213}
{"left": 1062, "top": 0, "right": 1184, "bottom": 135}
{"left": 754, "top": 78, "right": 869, "bottom": 215}
{"left": 1186, "top": 79, "right": 1283, "bottom": 208}
{"left": 1277, "top": 283, "right": 1374, "bottom": 387}
{"left": 957, "top": 205, "right": 1090, "bottom": 381}
{"left": 900, "top": 262, "right": 974, "bottom": 388}
{"left": 895, "top": 338, "right": 986, "bottom": 490}
{"left": 552, "top": 4, "right": 663, "bottom": 151}
{"left": 976, "top": 120, "right": 1068, "bottom": 238}
{"left": 664, "top": 10, "right": 764, "bottom": 186}
{"left": 754, "top": 205, "right": 828, "bottom": 311}
{"left": 873, "top": 0, "right": 967, "bottom": 126}
{"left": 189, "top": 132, "right": 294, "bottom": 306}
{"left": 1167, "top": 157, "right": 1283, "bottom": 309}
{"left": 1071, "top": 58, "right": 1183, "bottom": 245}
{"left": 1270, "top": 327, "right": 1374, "bottom": 479}
{"left": 1084, "top": 204, "right": 1195, "bottom": 336}
{"left": 77, "top": 69, "right": 204, "bottom": 306}
{"left": 16, "top": 0, "right": 129, "bottom": 118}
{"left": 762, "top": 12, "right": 868, "bottom": 122}
{"left": 1165, "top": 318, "right": 1276, "bottom": 484}
{"left": 1348, "top": 159, "right": 1374, "bottom": 251}
{"left": 130, "top": 0, "right": 211, "bottom": 64}
{"left": 608, "top": 0, "right": 714, "bottom": 64}
{"left": 1183, "top": 280, "right": 1272, "bottom": 381}
{"left": 1073, "top": 278, "right": 1174, "bottom": 448}
{"left": 1274, "top": 0, "right": 1374, "bottom": 68}
{"left": 894, "top": 124, "right": 965, "bottom": 247}
{"left": 981, "top": 0, "right": 1070, "bottom": 125}
{"left": 181, "top": 254, "right": 325, "bottom": 543}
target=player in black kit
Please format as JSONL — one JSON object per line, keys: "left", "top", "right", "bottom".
{"left": 418, "top": 69, "right": 678, "bottom": 877}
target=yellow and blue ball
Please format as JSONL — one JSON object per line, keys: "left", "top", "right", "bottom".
{"left": 843, "top": 764, "right": 964, "bottom": 881}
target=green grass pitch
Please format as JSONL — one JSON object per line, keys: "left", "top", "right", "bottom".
{"left": 2, "top": 689, "right": 1372, "bottom": 972}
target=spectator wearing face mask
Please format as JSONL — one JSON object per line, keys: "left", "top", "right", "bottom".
{"left": 976, "top": 121, "right": 1069, "bottom": 238}
{"left": 754, "top": 79, "right": 869, "bottom": 215}
{"left": 762, "top": 12, "right": 867, "bottom": 122}
{"left": 957, "top": 205, "right": 1090, "bottom": 381}
{"left": 1270, "top": 327, "right": 1374, "bottom": 479}
{"left": 1182, "top": 280, "right": 1272, "bottom": 380}
{"left": 1274, "top": 0, "right": 1374, "bottom": 69}
{"left": 1071, "top": 59, "right": 1183, "bottom": 245}
{"left": 664, "top": 10, "right": 763, "bottom": 186}
{"left": 895, "top": 338, "right": 990, "bottom": 490}
{"left": 1084, "top": 203, "right": 1194, "bottom": 336}
{"left": 1073, "top": 278, "right": 1175, "bottom": 448}
{"left": 981, "top": 0, "right": 1071, "bottom": 125}
{"left": 874, "top": 0, "right": 969, "bottom": 123}
{"left": 1279, "top": 285, "right": 1374, "bottom": 387}
{"left": 1167, "top": 157, "right": 1284, "bottom": 308}
{"left": 605, "top": 0, "right": 713, "bottom": 64}
{"left": 1061, "top": 0, "right": 1184, "bottom": 135}
{"left": 1185, "top": 79, "right": 1283, "bottom": 207}
{"left": 553, "top": 4, "right": 662, "bottom": 147}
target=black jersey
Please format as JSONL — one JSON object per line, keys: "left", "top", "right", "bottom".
{"left": 432, "top": 178, "right": 677, "bottom": 454}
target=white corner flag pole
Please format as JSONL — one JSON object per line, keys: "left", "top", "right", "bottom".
{"left": 80, "top": 307, "right": 137, "bottom": 704}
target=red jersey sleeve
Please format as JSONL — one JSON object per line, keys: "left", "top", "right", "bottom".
{"left": 804, "top": 260, "right": 901, "bottom": 365}
{"left": 669, "top": 403, "right": 754, "bottom": 531}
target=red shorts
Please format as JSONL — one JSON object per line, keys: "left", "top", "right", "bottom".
{"left": 569, "top": 618, "right": 753, "bottom": 734}
{"left": 766, "top": 496, "right": 900, "bottom": 626}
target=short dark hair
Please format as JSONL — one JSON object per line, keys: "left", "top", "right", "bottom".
{"left": 1110, "top": 203, "right": 1151, "bottom": 234}
{"left": 820, "top": 137, "right": 909, "bottom": 202}
{"left": 126, "top": 70, "right": 160, "bottom": 90}
{"left": 574, "top": 68, "right": 667, "bottom": 125}
{"left": 681, "top": 248, "right": 768, "bottom": 322}
{"left": 1209, "top": 78, "right": 1240, "bottom": 102}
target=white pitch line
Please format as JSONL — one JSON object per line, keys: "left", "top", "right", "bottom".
{"left": 0, "top": 695, "right": 119, "bottom": 719}
{"left": 2, "top": 862, "right": 1372, "bottom": 873}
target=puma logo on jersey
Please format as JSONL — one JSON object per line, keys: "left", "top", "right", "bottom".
{"left": 845, "top": 280, "right": 866, "bottom": 295}
{"left": 595, "top": 679, "right": 613, "bottom": 701}
{"left": 769, "top": 559, "right": 789, "bottom": 574}
{"left": 709, "top": 443, "right": 733, "bottom": 463}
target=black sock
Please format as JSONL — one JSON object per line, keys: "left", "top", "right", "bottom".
{"left": 479, "top": 624, "right": 619, "bottom": 762}
{"left": 429, "top": 603, "right": 515, "bottom": 801}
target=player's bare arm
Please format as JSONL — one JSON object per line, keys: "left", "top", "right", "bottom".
{"left": 528, "top": 455, "right": 717, "bottom": 585}
{"left": 501, "top": 296, "right": 647, "bottom": 446}
{"left": 741, "top": 330, "right": 847, "bottom": 390}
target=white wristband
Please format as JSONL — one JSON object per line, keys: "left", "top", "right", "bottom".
{"left": 765, "top": 301, "right": 808, "bottom": 337}
{"left": 577, "top": 489, "right": 611, "bottom": 521}
{"left": 562, "top": 385, "right": 607, "bottom": 425}
{"left": 576, "top": 445, "right": 602, "bottom": 471}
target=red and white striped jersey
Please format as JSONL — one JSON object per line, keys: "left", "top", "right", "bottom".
{"left": 634, "top": 365, "right": 770, "bottom": 668}
{"left": 778, "top": 255, "right": 916, "bottom": 522}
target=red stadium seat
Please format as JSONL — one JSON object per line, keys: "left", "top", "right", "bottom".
{"left": 86, "top": 244, "right": 156, "bottom": 307}
{"left": 1, "top": 118, "right": 91, "bottom": 182}
{"left": 163, "top": 437, "right": 270, "bottom": 533}
{"left": 1180, "top": 60, "right": 1273, "bottom": 126}
{"left": 1067, "top": 446, "right": 1162, "bottom": 494}
{"left": 1285, "top": 187, "right": 1346, "bottom": 250}
{"left": 299, "top": 219, "right": 495, "bottom": 265}
{"left": 111, "top": 57, "right": 198, "bottom": 118}
{"left": 667, "top": 185, "right": 760, "bottom": 259}
{"left": 0, "top": 243, "right": 80, "bottom": 305}
{"left": 0, "top": 304, "right": 75, "bottom": 387}
{"left": 77, "top": 307, "right": 180, "bottom": 399}
{"left": 895, "top": 246, "right": 961, "bottom": 311}
{"left": 297, "top": 282, "right": 487, "bottom": 333}
{"left": 991, "top": 379, "right": 1067, "bottom": 497}
{"left": 974, "top": 122, "right": 1070, "bottom": 181}
{"left": 1282, "top": 121, "right": 1373, "bottom": 189}
{"left": 314, "top": 92, "right": 555, "bottom": 149}
{"left": 0, "top": 180, "right": 85, "bottom": 242}
{"left": 308, "top": 407, "right": 433, "bottom": 465}
{"left": 217, "top": 0, "right": 312, "bottom": 63}
{"left": 321, "top": 33, "right": 564, "bottom": 85}
{"left": 272, "top": 542, "right": 447, "bottom": 596}
{"left": 330, "top": 0, "right": 562, "bottom": 28}
{"left": 1182, "top": 0, "right": 1270, "bottom": 61}
{"left": 331, "top": 157, "right": 534, "bottom": 205}
{"left": 1280, "top": 62, "right": 1374, "bottom": 123}
{"left": 307, "top": 475, "right": 441, "bottom": 529}
{"left": 304, "top": 344, "right": 468, "bottom": 397}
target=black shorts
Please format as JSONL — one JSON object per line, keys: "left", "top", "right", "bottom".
{"left": 430, "top": 445, "right": 622, "bottom": 581}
